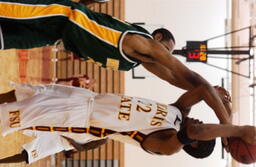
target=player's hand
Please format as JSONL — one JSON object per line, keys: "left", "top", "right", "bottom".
{"left": 79, "top": 77, "right": 96, "bottom": 89}
{"left": 240, "top": 126, "right": 256, "bottom": 145}
{"left": 71, "top": 75, "right": 96, "bottom": 89}
{"left": 214, "top": 86, "right": 231, "bottom": 103}
{"left": 222, "top": 137, "right": 230, "bottom": 152}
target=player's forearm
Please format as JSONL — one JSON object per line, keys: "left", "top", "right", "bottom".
{"left": 187, "top": 124, "right": 242, "bottom": 141}
{"left": 154, "top": 51, "right": 207, "bottom": 90}
{"left": 162, "top": 58, "right": 231, "bottom": 123}
{"left": 142, "top": 63, "right": 194, "bottom": 90}
{"left": 173, "top": 65, "right": 230, "bottom": 123}
{"left": 177, "top": 84, "right": 231, "bottom": 124}
{"left": 143, "top": 41, "right": 231, "bottom": 121}
{"left": 186, "top": 73, "right": 232, "bottom": 124}
{"left": 223, "top": 101, "right": 232, "bottom": 118}
{"left": 200, "top": 85, "right": 231, "bottom": 124}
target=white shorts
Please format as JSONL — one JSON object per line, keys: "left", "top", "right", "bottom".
{"left": 22, "top": 130, "right": 98, "bottom": 164}
{"left": 0, "top": 84, "right": 97, "bottom": 136}
{"left": 22, "top": 130, "right": 73, "bottom": 164}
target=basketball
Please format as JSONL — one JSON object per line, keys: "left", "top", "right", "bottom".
{"left": 229, "top": 137, "right": 256, "bottom": 164}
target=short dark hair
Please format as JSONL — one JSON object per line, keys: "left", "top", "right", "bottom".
{"left": 152, "top": 28, "right": 175, "bottom": 43}
{"left": 183, "top": 139, "right": 216, "bottom": 158}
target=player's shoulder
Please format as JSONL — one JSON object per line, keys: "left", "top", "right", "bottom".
{"left": 145, "top": 128, "right": 177, "bottom": 142}
{"left": 123, "top": 33, "right": 157, "bottom": 50}
{"left": 141, "top": 129, "right": 178, "bottom": 155}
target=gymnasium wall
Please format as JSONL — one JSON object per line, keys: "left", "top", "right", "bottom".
{"left": 231, "top": 1, "right": 256, "bottom": 167}
{"left": 125, "top": 0, "right": 229, "bottom": 167}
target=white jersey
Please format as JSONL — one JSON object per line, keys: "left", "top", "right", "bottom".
{"left": 0, "top": 84, "right": 96, "bottom": 136}
{"left": 0, "top": 83, "right": 183, "bottom": 158}
{"left": 91, "top": 94, "right": 183, "bottom": 134}
{"left": 0, "top": 83, "right": 182, "bottom": 136}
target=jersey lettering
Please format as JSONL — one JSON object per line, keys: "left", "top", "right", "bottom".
{"left": 118, "top": 112, "right": 130, "bottom": 121}
{"left": 118, "top": 97, "right": 170, "bottom": 128}
{"left": 156, "top": 103, "right": 168, "bottom": 117}
{"left": 31, "top": 150, "right": 38, "bottom": 158}
{"left": 150, "top": 120, "right": 162, "bottom": 126}
{"left": 150, "top": 103, "right": 168, "bottom": 127}
{"left": 136, "top": 100, "right": 152, "bottom": 113}
{"left": 150, "top": 116, "right": 165, "bottom": 126}
{"left": 118, "top": 96, "right": 133, "bottom": 121}
{"left": 9, "top": 110, "right": 21, "bottom": 128}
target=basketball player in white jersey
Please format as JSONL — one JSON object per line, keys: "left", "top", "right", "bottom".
{"left": 0, "top": 84, "right": 255, "bottom": 164}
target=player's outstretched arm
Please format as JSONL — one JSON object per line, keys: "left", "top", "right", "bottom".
{"left": 142, "top": 62, "right": 193, "bottom": 90}
{"left": 123, "top": 34, "right": 230, "bottom": 124}
{"left": 142, "top": 121, "right": 256, "bottom": 156}
{"left": 172, "top": 85, "right": 231, "bottom": 124}
{"left": 123, "top": 34, "right": 208, "bottom": 90}
{"left": 187, "top": 123, "right": 256, "bottom": 145}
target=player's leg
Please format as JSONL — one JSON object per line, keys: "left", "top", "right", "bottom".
{"left": 93, "top": 0, "right": 109, "bottom": 2}
{"left": 1, "top": 20, "right": 64, "bottom": 50}
{"left": 80, "top": 0, "right": 109, "bottom": 5}
{"left": 0, "top": 150, "right": 28, "bottom": 163}
{"left": 62, "top": 136, "right": 108, "bottom": 151}
{"left": 0, "top": 0, "right": 70, "bottom": 49}
{"left": 0, "top": 89, "right": 16, "bottom": 104}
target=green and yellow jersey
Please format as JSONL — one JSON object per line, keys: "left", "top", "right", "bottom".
{"left": 0, "top": 0, "right": 152, "bottom": 71}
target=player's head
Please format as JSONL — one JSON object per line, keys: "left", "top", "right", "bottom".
{"left": 179, "top": 117, "right": 216, "bottom": 158}
{"left": 183, "top": 139, "right": 216, "bottom": 158}
{"left": 152, "top": 28, "right": 175, "bottom": 43}
{"left": 152, "top": 28, "right": 175, "bottom": 52}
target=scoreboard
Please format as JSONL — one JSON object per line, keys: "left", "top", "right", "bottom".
{"left": 186, "top": 41, "right": 208, "bottom": 62}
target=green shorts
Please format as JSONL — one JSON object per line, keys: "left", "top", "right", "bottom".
{"left": 0, "top": 0, "right": 70, "bottom": 49}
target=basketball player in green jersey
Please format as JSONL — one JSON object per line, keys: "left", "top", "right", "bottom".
{"left": 0, "top": 0, "right": 231, "bottom": 129}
